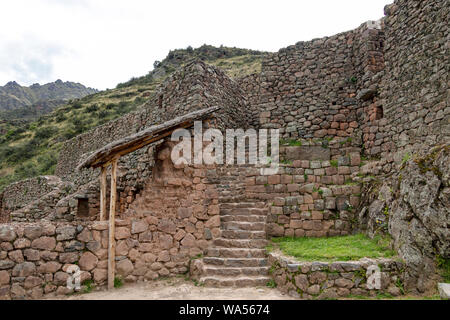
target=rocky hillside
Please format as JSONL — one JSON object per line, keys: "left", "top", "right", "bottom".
{"left": 0, "top": 80, "right": 98, "bottom": 119}
{"left": 0, "top": 45, "right": 267, "bottom": 191}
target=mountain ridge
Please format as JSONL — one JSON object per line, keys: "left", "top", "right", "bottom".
{"left": 0, "top": 79, "right": 98, "bottom": 117}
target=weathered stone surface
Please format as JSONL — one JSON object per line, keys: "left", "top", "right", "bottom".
{"left": 131, "top": 220, "right": 148, "bottom": 234}
{"left": 38, "top": 261, "right": 61, "bottom": 274}
{"left": 78, "top": 252, "right": 98, "bottom": 271}
{"left": 180, "top": 233, "right": 196, "bottom": 248}
{"left": 56, "top": 226, "right": 76, "bottom": 241}
{"left": 12, "top": 262, "right": 36, "bottom": 277}
{"left": 158, "top": 234, "right": 173, "bottom": 250}
{"left": 24, "top": 276, "right": 43, "bottom": 289}
{"left": 205, "top": 215, "right": 220, "bottom": 228}
{"left": 93, "top": 268, "right": 107, "bottom": 282}
{"left": 115, "top": 227, "right": 131, "bottom": 240}
{"left": 59, "top": 252, "right": 79, "bottom": 264}
{"left": 438, "top": 283, "right": 450, "bottom": 300}
{"left": 13, "top": 238, "right": 30, "bottom": 249}
{"left": 0, "top": 270, "right": 10, "bottom": 285}
{"left": 285, "top": 146, "right": 330, "bottom": 161}
{"left": 0, "top": 226, "right": 16, "bottom": 242}
{"left": 76, "top": 228, "right": 93, "bottom": 242}
{"left": 116, "top": 259, "right": 134, "bottom": 277}
{"left": 24, "top": 225, "right": 43, "bottom": 240}
{"left": 23, "top": 249, "right": 40, "bottom": 261}
{"left": 31, "top": 237, "right": 56, "bottom": 251}
{"left": 157, "top": 219, "right": 176, "bottom": 234}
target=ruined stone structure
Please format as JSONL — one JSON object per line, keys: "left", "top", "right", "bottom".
{"left": 0, "top": 0, "right": 448, "bottom": 299}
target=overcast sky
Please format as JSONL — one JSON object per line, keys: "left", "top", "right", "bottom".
{"left": 0, "top": 0, "right": 391, "bottom": 90}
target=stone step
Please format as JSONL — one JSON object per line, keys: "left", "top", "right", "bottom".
{"left": 199, "top": 276, "right": 271, "bottom": 287}
{"left": 205, "top": 247, "right": 267, "bottom": 258}
{"left": 220, "top": 208, "right": 268, "bottom": 216}
{"left": 221, "top": 221, "right": 266, "bottom": 231}
{"left": 221, "top": 230, "right": 266, "bottom": 240}
{"left": 203, "top": 257, "right": 267, "bottom": 267}
{"left": 220, "top": 215, "right": 266, "bottom": 223}
{"left": 220, "top": 202, "right": 266, "bottom": 209}
{"left": 202, "top": 266, "right": 270, "bottom": 277}
{"left": 213, "top": 238, "right": 268, "bottom": 249}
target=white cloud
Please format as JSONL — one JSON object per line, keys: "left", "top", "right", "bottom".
{"left": 0, "top": 0, "right": 392, "bottom": 90}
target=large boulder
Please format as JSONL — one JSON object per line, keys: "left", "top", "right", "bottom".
{"left": 387, "top": 146, "right": 449, "bottom": 293}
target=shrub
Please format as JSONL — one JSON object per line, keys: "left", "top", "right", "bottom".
{"left": 72, "top": 102, "right": 83, "bottom": 109}
{"left": 56, "top": 113, "right": 67, "bottom": 122}
{"left": 35, "top": 126, "right": 56, "bottom": 140}
{"left": 86, "top": 104, "right": 99, "bottom": 113}
{"left": 98, "top": 110, "right": 109, "bottom": 118}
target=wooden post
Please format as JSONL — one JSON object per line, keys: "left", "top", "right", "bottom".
{"left": 107, "top": 158, "right": 118, "bottom": 290}
{"left": 99, "top": 166, "right": 107, "bottom": 221}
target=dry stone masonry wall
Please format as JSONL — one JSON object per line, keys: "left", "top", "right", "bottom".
{"left": 268, "top": 251, "right": 406, "bottom": 299}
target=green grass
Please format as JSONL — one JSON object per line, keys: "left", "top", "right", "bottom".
{"left": 271, "top": 234, "right": 395, "bottom": 262}
{"left": 330, "top": 160, "right": 338, "bottom": 167}
{"left": 266, "top": 279, "right": 277, "bottom": 288}
{"left": 114, "top": 276, "right": 123, "bottom": 289}
{"left": 280, "top": 139, "right": 302, "bottom": 146}
{"left": 346, "top": 293, "right": 442, "bottom": 300}
{"left": 437, "top": 255, "right": 450, "bottom": 282}
{"left": 82, "top": 279, "right": 94, "bottom": 293}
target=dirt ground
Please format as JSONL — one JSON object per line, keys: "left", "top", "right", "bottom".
{"left": 50, "top": 277, "right": 295, "bottom": 300}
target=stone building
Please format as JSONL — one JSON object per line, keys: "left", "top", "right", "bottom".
{"left": 0, "top": 0, "right": 448, "bottom": 299}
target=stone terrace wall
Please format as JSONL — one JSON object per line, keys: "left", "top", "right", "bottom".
{"left": 0, "top": 176, "right": 69, "bottom": 223}
{"left": 377, "top": 0, "right": 449, "bottom": 172}
{"left": 268, "top": 251, "right": 406, "bottom": 299}
{"left": 247, "top": 138, "right": 363, "bottom": 238}
{"left": 238, "top": 21, "right": 385, "bottom": 141}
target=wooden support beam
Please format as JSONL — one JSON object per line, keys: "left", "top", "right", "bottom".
{"left": 99, "top": 166, "right": 107, "bottom": 221}
{"left": 107, "top": 158, "right": 118, "bottom": 290}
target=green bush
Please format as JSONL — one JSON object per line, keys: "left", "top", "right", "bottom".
{"left": 98, "top": 110, "right": 109, "bottom": 118}
{"left": 35, "top": 126, "right": 56, "bottom": 140}
{"left": 86, "top": 104, "right": 99, "bottom": 113}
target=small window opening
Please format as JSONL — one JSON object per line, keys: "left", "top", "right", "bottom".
{"left": 77, "top": 198, "right": 89, "bottom": 217}
{"left": 375, "top": 106, "right": 383, "bottom": 120}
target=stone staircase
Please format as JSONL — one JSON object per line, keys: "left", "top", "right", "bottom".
{"left": 198, "top": 171, "right": 271, "bottom": 287}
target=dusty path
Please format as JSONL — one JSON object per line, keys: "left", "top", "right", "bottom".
{"left": 51, "top": 277, "right": 295, "bottom": 300}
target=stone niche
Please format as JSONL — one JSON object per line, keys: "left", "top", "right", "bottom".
{"left": 284, "top": 146, "right": 331, "bottom": 161}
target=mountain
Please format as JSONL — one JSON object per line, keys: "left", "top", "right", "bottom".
{"left": 0, "top": 80, "right": 98, "bottom": 120}
{"left": 0, "top": 45, "right": 267, "bottom": 191}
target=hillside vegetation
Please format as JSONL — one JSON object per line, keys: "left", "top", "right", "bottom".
{"left": 0, "top": 45, "right": 267, "bottom": 191}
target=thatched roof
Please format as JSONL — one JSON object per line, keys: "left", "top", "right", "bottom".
{"left": 77, "top": 106, "right": 219, "bottom": 170}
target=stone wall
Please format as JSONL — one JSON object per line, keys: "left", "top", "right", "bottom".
{"left": 357, "top": 0, "right": 449, "bottom": 293}
{"left": 268, "top": 251, "right": 406, "bottom": 299}
{"left": 376, "top": 0, "right": 449, "bottom": 172}
{"left": 238, "top": 21, "right": 385, "bottom": 142}
{"left": 0, "top": 176, "right": 70, "bottom": 223}
{"left": 249, "top": 138, "right": 362, "bottom": 238}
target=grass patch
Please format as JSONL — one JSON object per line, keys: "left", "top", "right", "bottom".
{"left": 437, "top": 255, "right": 450, "bottom": 282}
{"left": 266, "top": 279, "right": 277, "bottom": 288}
{"left": 280, "top": 139, "right": 302, "bottom": 146}
{"left": 82, "top": 279, "right": 94, "bottom": 294}
{"left": 114, "top": 276, "right": 123, "bottom": 289}
{"left": 271, "top": 234, "right": 395, "bottom": 262}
